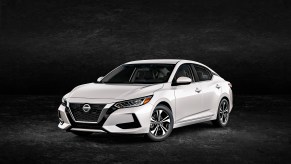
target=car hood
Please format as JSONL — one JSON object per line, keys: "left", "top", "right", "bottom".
{"left": 67, "top": 83, "right": 164, "bottom": 101}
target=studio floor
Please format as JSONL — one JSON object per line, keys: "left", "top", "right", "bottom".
{"left": 0, "top": 95, "right": 290, "bottom": 163}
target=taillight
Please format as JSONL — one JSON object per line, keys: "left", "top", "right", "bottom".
{"left": 228, "top": 82, "right": 232, "bottom": 88}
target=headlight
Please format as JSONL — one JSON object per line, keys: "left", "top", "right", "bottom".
{"left": 114, "top": 95, "right": 153, "bottom": 109}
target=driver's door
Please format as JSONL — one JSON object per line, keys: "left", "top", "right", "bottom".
{"left": 173, "top": 64, "right": 203, "bottom": 123}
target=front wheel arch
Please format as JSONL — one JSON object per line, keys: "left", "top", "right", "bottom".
{"left": 156, "top": 101, "right": 172, "bottom": 112}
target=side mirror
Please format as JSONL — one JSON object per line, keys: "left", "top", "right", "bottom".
{"left": 97, "top": 76, "right": 104, "bottom": 83}
{"left": 174, "top": 77, "right": 192, "bottom": 85}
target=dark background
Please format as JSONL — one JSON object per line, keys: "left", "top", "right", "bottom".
{"left": 1, "top": 0, "right": 291, "bottom": 95}
{"left": 1, "top": 1, "right": 291, "bottom": 163}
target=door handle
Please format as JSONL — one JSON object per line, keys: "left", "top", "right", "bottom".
{"left": 195, "top": 88, "right": 201, "bottom": 93}
{"left": 216, "top": 84, "right": 221, "bottom": 89}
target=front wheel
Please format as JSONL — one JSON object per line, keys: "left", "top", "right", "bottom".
{"left": 145, "top": 105, "right": 174, "bottom": 142}
{"left": 212, "top": 98, "right": 230, "bottom": 127}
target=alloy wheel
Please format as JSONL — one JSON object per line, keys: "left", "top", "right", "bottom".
{"left": 219, "top": 100, "right": 229, "bottom": 125}
{"left": 150, "top": 109, "right": 171, "bottom": 137}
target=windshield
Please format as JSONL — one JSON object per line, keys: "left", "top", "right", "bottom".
{"left": 101, "top": 64, "right": 175, "bottom": 84}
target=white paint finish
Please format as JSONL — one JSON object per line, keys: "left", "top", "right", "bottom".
{"left": 103, "top": 103, "right": 154, "bottom": 133}
{"left": 68, "top": 83, "right": 163, "bottom": 101}
{"left": 176, "top": 110, "right": 213, "bottom": 124}
{"left": 66, "top": 97, "right": 117, "bottom": 104}
{"left": 59, "top": 59, "right": 233, "bottom": 134}
{"left": 173, "top": 83, "right": 203, "bottom": 123}
{"left": 198, "top": 77, "right": 221, "bottom": 112}
{"left": 104, "top": 113, "right": 134, "bottom": 125}
{"left": 176, "top": 76, "right": 192, "bottom": 84}
{"left": 174, "top": 114, "right": 213, "bottom": 128}
{"left": 58, "top": 105, "right": 71, "bottom": 130}
{"left": 58, "top": 123, "right": 71, "bottom": 130}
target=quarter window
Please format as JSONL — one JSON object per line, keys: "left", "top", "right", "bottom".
{"left": 194, "top": 65, "right": 212, "bottom": 81}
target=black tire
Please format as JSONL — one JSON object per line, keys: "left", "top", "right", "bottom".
{"left": 212, "top": 98, "right": 230, "bottom": 127}
{"left": 71, "top": 131, "right": 93, "bottom": 136}
{"left": 145, "top": 105, "right": 174, "bottom": 142}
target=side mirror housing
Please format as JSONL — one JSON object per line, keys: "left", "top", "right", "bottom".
{"left": 97, "top": 76, "right": 104, "bottom": 83}
{"left": 173, "top": 77, "right": 192, "bottom": 86}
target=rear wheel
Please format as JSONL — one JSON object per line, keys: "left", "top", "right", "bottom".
{"left": 145, "top": 105, "right": 174, "bottom": 142}
{"left": 71, "top": 131, "right": 92, "bottom": 136}
{"left": 212, "top": 98, "right": 230, "bottom": 127}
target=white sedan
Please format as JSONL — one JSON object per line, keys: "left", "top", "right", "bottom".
{"left": 58, "top": 59, "right": 233, "bottom": 141}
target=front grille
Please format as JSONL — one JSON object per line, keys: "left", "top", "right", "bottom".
{"left": 65, "top": 108, "right": 107, "bottom": 130}
{"left": 68, "top": 103, "right": 105, "bottom": 122}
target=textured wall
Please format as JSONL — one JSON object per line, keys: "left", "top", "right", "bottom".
{"left": 0, "top": 0, "right": 290, "bottom": 94}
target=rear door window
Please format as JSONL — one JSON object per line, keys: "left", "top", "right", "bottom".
{"left": 194, "top": 65, "right": 212, "bottom": 81}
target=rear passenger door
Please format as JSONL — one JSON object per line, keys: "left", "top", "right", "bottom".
{"left": 192, "top": 64, "right": 220, "bottom": 112}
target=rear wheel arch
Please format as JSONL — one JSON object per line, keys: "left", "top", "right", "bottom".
{"left": 212, "top": 95, "right": 230, "bottom": 119}
{"left": 220, "top": 93, "right": 232, "bottom": 110}
{"left": 219, "top": 93, "right": 230, "bottom": 104}
{"left": 212, "top": 98, "right": 230, "bottom": 127}
{"left": 221, "top": 96, "right": 229, "bottom": 102}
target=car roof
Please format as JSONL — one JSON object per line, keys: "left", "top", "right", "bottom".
{"left": 125, "top": 59, "right": 181, "bottom": 64}
{"left": 125, "top": 59, "right": 217, "bottom": 74}
{"left": 125, "top": 59, "right": 203, "bottom": 65}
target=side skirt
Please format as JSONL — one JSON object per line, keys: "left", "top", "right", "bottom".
{"left": 173, "top": 115, "right": 213, "bottom": 129}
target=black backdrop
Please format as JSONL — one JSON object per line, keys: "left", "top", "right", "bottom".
{"left": 0, "top": 0, "right": 290, "bottom": 95}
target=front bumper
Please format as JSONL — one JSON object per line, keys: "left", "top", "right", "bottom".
{"left": 58, "top": 103, "right": 154, "bottom": 134}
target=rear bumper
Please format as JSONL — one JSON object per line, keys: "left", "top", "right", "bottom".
{"left": 58, "top": 103, "right": 154, "bottom": 134}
